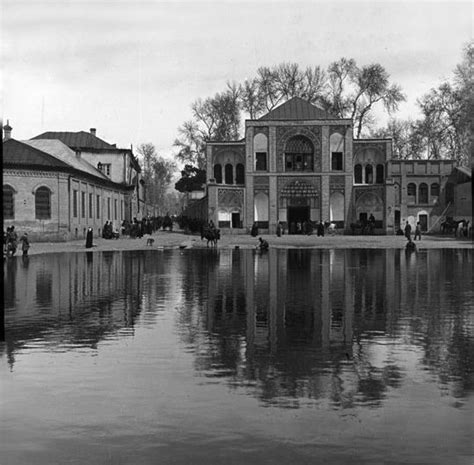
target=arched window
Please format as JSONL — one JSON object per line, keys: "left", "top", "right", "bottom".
{"left": 35, "top": 186, "right": 51, "bottom": 219}
{"left": 376, "top": 164, "right": 384, "bottom": 184}
{"left": 224, "top": 164, "right": 233, "bottom": 184}
{"left": 214, "top": 164, "right": 222, "bottom": 184}
{"left": 365, "top": 164, "right": 373, "bottom": 184}
{"left": 407, "top": 183, "right": 417, "bottom": 204}
{"left": 354, "top": 164, "right": 363, "bottom": 183}
{"left": 330, "top": 133, "right": 344, "bottom": 171}
{"left": 236, "top": 164, "right": 245, "bottom": 184}
{"left": 430, "top": 183, "right": 440, "bottom": 197}
{"left": 285, "top": 136, "right": 313, "bottom": 172}
{"left": 3, "top": 185, "right": 15, "bottom": 219}
{"left": 254, "top": 133, "right": 268, "bottom": 171}
{"left": 419, "top": 183, "right": 428, "bottom": 204}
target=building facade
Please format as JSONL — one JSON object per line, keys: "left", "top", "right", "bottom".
{"left": 3, "top": 132, "right": 134, "bottom": 241}
{"left": 205, "top": 97, "right": 470, "bottom": 234}
{"left": 30, "top": 128, "right": 144, "bottom": 220}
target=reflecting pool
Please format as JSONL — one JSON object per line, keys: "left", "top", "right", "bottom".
{"left": 1, "top": 249, "right": 473, "bottom": 464}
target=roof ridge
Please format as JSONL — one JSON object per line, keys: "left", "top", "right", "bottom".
{"left": 259, "top": 96, "right": 336, "bottom": 121}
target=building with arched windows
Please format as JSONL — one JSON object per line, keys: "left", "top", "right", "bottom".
{"left": 3, "top": 127, "right": 141, "bottom": 241}
{"left": 205, "top": 97, "right": 470, "bottom": 234}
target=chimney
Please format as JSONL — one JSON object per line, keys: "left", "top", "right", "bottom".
{"left": 90, "top": 128, "right": 96, "bottom": 136}
{"left": 3, "top": 120, "right": 12, "bottom": 140}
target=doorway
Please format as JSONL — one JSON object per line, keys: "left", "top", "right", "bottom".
{"left": 231, "top": 212, "right": 241, "bottom": 228}
{"left": 287, "top": 206, "right": 310, "bottom": 234}
{"left": 419, "top": 214, "right": 428, "bottom": 232}
{"left": 395, "top": 210, "right": 401, "bottom": 231}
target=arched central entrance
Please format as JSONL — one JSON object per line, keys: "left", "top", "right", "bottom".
{"left": 281, "top": 180, "right": 319, "bottom": 234}
{"left": 287, "top": 200, "right": 310, "bottom": 234}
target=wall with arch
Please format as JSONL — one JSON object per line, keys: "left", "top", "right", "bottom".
{"left": 353, "top": 143, "right": 388, "bottom": 185}
{"left": 212, "top": 148, "right": 246, "bottom": 185}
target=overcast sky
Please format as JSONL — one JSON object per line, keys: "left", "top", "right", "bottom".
{"left": 2, "top": 1, "right": 472, "bottom": 158}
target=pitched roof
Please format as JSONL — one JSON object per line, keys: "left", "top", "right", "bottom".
{"left": 455, "top": 165, "right": 471, "bottom": 178}
{"left": 3, "top": 138, "right": 71, "bottom": 168}
{"left": 31, "top": 131, "right": 117, "bottom": 150}
{"left": 259, "top": 97, "right": 336, "bottom": 121}
{"left": 24, "top": 139, "right": 109, "bottom": 180}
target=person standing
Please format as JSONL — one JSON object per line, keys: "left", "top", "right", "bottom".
{"left": 414, "top": 222, "right": 422, "bottom": 240}
{"left": 404, "top": 221, "right": 412, "bottom": 241}
{"left": 85, "top": 227, "right": 93, "bottom": 248}
{"left": 276, "top": 222, "right": 282, "bottom": 237}
{"left": 19, "top": 232, "right": 30, "bottom": 256}
{"left": 317, "top": 221, "right": 325, "bottom": 237}
{"left": 251, "top": 222, "right": 258, "bottom": 237}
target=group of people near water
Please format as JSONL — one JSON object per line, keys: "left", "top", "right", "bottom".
{"left": 84, "top": 214, "right": 176, "bottom": 248}
{"left": 3, "top": 225, "right": 30, "bottom": 257}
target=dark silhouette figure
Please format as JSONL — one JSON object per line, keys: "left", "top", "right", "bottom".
{"left": 414, "top": 222, "right": 421, "bottom": 240}
{"left": 251, "top": 222, "right": 258, "bottom": 237}
{"left": 317, "top": 222, "right": 325, "bottom": 237}
{"left": 404, "top": 221, "right": 412, "bottom": 240}
{"left": 85, "top": 227, "right": 93, "bottom": 248}
{"left": 276, "top": 222, "right": 282, "bottom": 237}
{"left": 257, "top": 237, "right": 269, "bottom": 251}
{"left": 19, "top": 233, "right": 30, "bottom": 256}
{"left": 406, "top": 238, "right": 417, "bottom": 253}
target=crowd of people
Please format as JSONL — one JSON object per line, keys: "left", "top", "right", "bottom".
{"left": 101, "top": 215, "right": 175, "bottom": 241}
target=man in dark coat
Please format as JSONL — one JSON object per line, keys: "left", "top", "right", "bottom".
{"left": 404, "top": 221, "right": 412, "bottom": 241}
{"left": 85, "top": 227, "right": 93, "bottom": 248}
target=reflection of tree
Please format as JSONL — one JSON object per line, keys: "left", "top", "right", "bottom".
{"left": 4, "top": 248, "right": 471, "bottom": 406}
{"left": 176, "top": 248, "right": 472, "bottom": 409}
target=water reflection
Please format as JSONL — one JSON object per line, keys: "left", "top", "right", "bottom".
{"left": 179, "top": 248, "right": 473, "bottom": 407}
{"left": 3, "top": 248, "right": 473, "bottom": 407}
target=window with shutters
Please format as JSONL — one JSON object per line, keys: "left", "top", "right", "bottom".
{"left": 35, "top": 186, "right": 51, "bottom": 219}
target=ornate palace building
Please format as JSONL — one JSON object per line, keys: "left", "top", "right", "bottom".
{"left": 205, "top": 97, "right": 470, "bottom": 234}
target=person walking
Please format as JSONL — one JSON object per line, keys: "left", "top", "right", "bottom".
{"left": 19, "top": 232, "right": 30, "bottom": 256}
{"left": 414, "top": 222, "right": 422, "bottom": 240}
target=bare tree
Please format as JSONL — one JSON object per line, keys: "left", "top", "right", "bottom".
{"left": 137, "top": 143, "right": 177, "bottom": 212}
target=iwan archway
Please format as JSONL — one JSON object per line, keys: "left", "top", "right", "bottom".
{"left": 280, "top": 180, "right": 320, "bottom": 234}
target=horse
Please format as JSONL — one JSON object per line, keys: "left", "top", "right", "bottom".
{"left": 440, "top": 218, "right": 464, "bottom": 235}
{"left": 201, "top": 228, "right": 220, "bottom": 247}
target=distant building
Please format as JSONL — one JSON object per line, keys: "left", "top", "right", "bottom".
{"left": 3, "top": 123, "right": 143, "bottom": 241}
{"left": 204, "top": 97, "right": 471, "bottom": 234}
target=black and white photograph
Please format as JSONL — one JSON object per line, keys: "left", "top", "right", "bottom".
{"left": 2, "top": 1, "right": 473, "bottom": 464}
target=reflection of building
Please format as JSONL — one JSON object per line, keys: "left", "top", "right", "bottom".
{"left": 3, "top": 123, "right": 144, "bottom": 241}
{"left": 2, "top": 252, "right": 145, "bottom": 368}
{"left": 206, "top": 249, "right": 357, "bottom": 357}
{"left": 202, "top": 248, "right": 473, "bottom": 405}
{"left": 205, "top": 97, "right": 471, "bottom": 234}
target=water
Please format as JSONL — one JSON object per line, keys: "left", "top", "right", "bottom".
{"left": 2, "top": 249, "right": 473, "bottom": 464}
